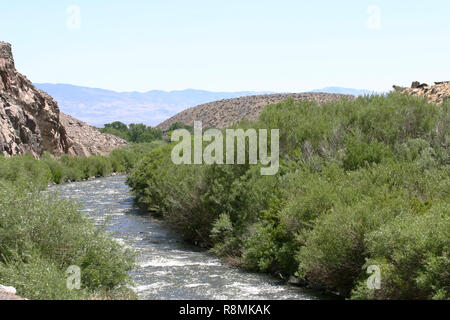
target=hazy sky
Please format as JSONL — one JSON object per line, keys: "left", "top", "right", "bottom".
{"left": 1, "top": 0, "right": 449, "bottom": 92}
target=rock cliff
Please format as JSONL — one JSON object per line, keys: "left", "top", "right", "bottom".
{"left": 0, "top": 41, "right": 127, "bottom": 158}
{"left": 61, "top": 112, "right": 127, "bottom": 157}
{"left": 0, "top": 41, "right": 70, "bottom": 157}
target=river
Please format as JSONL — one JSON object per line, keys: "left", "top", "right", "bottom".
{"left": 50, "top": 175, "right": 321, "bottom": 300}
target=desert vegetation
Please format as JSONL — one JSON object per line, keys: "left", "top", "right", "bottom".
{"left": 0, "top": 141, "right": 164, "bottom": 299}
{"left": 127, "top": 93, "right": 449, "bottom": 299}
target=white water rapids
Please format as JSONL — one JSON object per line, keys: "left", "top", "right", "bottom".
{"left": 50, "top": 175, "right": 322, "bottom": 300}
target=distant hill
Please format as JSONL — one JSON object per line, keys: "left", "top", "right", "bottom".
{"left": 157, "top": 93, "right": 355, "bottom": 131}
{"left": 34, "top": 84, "right": 378, "bottom": 128}
{"left": 311, "top": 87, "right": 383, "bottom": 96}
{"left": 34, "top": 83, "right": 272, "bottom": 127}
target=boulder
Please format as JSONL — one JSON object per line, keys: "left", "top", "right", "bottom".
{"left": 0, "top": 284, "right": 25, "bottom": 300}
{"left": 394, "top": 80, "right": 450, "bottom": 104}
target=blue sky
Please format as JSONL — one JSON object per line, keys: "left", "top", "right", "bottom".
{"left": 1, "top": 0, "right": 449, "bottom": 92}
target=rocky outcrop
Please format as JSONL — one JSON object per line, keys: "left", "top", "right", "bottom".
{"left": 393, "top": 81, "right": 450, "bottom": 104}
{"left": 0, "top": 285, "right": 25, "bottom": 300}
{"left": 61, "top": 113, "right": 128, "bottom": 157}
{"left": 157, "top": 93, "right": 354, "bottom": 131}
{"left": 0, "top": 41, "right": 127, "bottom": 158}
{"left": 0, "top": 41, "right": 70, "bottom": 157}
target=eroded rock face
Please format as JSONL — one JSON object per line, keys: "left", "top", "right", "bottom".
{"left": 0, "top": 41, "right": 127, "bottom": 158}
{"left": 393, "top": 81, "right": 450, "bottom": 104}
{"left": 157, "top": 93, "right": 355, "bottom": 131}
{"left": 61, "top": 113, "right": 128, "bottom": 157}
{"left": 0, "top": 41, "right": 70, "bottom": 157}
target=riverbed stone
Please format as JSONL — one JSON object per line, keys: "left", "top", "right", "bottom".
{"left": 0, "top": 284, "right": 25, "bottom": 300}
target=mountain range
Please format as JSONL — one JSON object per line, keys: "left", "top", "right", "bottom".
{"left": 34, "top": 83, "right": 380, "bottom": 127}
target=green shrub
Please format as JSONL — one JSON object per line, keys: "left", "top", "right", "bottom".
{"left": 0, "top": 154, "right": 51, "bottom": 190}
{"left": 343, "top": 135, "right": 393, "bottom": 170}
{"left": 243, "top": 222, "right": 279, "bottom": 272}
{"left": 351, "top": 203, "right": 449, "bottom": 300}
{"left": 210, "top": 213, "right": 240, "bottom": 257}
{"left": 0, "top": 180, "right": 136, "bottom": 300}
{"left": 0, "top": 254, "right": 89, "bottom": 300}
{"left": 100, "top": 122, "right": 163, "bottom": 143}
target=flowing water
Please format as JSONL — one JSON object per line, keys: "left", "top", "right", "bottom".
{"left": 50, "top": 175, "right": 321, "bottom": 300}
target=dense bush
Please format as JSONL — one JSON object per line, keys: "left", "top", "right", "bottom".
{"left": 0, "top": 180, "right": 136, "bottom": 299}
{"left": 100, "top": 121, "right": 163, "bottom": 143}
{"left": 128, "top": 93, "right": 449, "bottom": 299}
{"left": 0, "top": 154, "right": 52, "bottom": 190}
{"left": 168, "top": 122, "right": 194, "bottom": 132}
{"left": 351, "top": 203, "right": 449, "bottom": 300}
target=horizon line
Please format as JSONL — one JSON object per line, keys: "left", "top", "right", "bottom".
{"left": 34, "top": 82, "right": 384, "bottom": 95}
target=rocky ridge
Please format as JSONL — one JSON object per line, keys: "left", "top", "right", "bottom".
{"left": 393, "top": 81, "right": 450, "bottom": 104}
{"left": 157, "top": 93, "right": 355, "bottom": 131}
{"left": 0, "top": 41, "right": 70, "bottom": 157}
{"left": 0, "top": 41, "right": 127, "bottom": 158}
{"left": 60, "top": 112, "right": 127, "bottom": 157}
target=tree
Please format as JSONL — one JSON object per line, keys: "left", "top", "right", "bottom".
{"left": 101, "top": 122, "right": 163, "bottom": 143}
